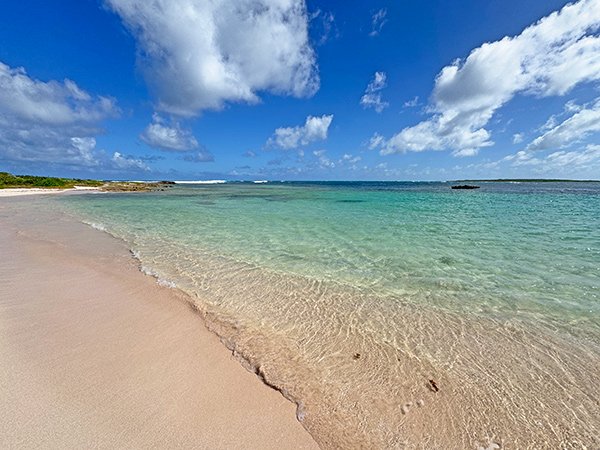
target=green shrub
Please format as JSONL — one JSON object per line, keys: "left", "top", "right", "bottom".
{"left": 0, "top": 172, "right": 103, "bottom": 189}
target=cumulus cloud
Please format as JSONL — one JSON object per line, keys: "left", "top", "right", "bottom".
{"left": 545, "top": 144, "right": 600, "bottom": 168}
{"left": 106, "top": 0, "right": 319, "bottom": 116}
{"left": 112, "top": 152, "right": 149, "bottom": 171}
{"left": 481, "top": 97, "right": 600, "bottom": 176}
{"left": 502, "top": 145, "right": 600, "bottom": 173}
{"left": 313, "top": 149, "right": 334, "bottom": 168}
{"left": 268, "top": 114, "right": 333, "bottom": 149}
{"left": 340, "top": 153, "right": 361, "bottom": 165}
{"left": 360, "top": 72, "right": 388, "bottom": 113}
{"left": 372, "top": 0, "right": 600, "bottom": 157}
{"left": 369, "top": 9, "right": 387, "bottom": 37}
{"left": 0, "top": 61, "right": 126, "bottom": 170}
{"left": 0, "top": 62, "right": 117, "bottom": 125}
{"left": 526, "top": 98, "right": 600, "bottom": 151}
{"left": 503, "top": 150, "right": 542, "bottom": 167}
{"left": 140, "top": 114, "right": 199, "bottom": 151}
{"left": 512, "top": 133, "right": 524, "bottom": 144}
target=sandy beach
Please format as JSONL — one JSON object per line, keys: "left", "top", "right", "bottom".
{"left": 0, "top": 196, "right": 317, "bottom": 449}
{"left": 0, "top": 187, "right": 102, "bottom": 197}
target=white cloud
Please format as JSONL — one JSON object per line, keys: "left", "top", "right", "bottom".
{"left": 369, "top": 9, "right": 387, "bottom": 37}
{"left": 503, "top": 150, "right": 541, "bottom": 167}
{"left": 310, "top": 9, "right": 337, "bottom": 46}
{"left": 140, "top": 114, "right": 199, "bottom": 151}
{"left": 527, "top": 98, "right": 600, "bottom": 150}
{"left": 340, "top": 153, "right": 361, "bottom": 166}
{"left": 0, "top": 62, "right": 117, "bottom": 125}
{"left": 313, "top": 149, "right": 334, "bottom": 168}
{"left": 360, "top": 72, "right": 389, "bottom": 113}
{"left": 380, "top": 119, "right": 493, "bottom": 156}
{"left": 112, "top": 152, "right": 150, "bottom": 171}
{"left": 486, "top": 144, "right": 600, "bottom": 175}
{"left": 496, "top": 144, "right": 600, "bottom": 173}
{"left": 541, "top": 115, "right": 559, "bottom": 131}
{"left": 341, "top": 153, "right": 361, "bottom": 163}
{"left": 70, "top": 137, "right": 98, "bottom": 166}
{"left": 564, "top": 100, "right": 583, "bottom": 113}
{"left": 452, "top": 147, "right": 480, "bottom": 157}
{"left": 106, "top": 0, "right": 319, "bottom": 116}
{"left": 368, "top": 132, "right": 384, "bottom": 150}
{"left": 545, "top": 144, "right": 600, "bottom": 168}
{"left": 269, "top": 114, "right": 333, "bottom": 149}
{"left": 0, "top": 61, "right": 123, "bottom": 169}
{"left": 512, "top": 133, "right": 524, "bottom": 144}
{"left": 404, "top": 96, "right": 419, "bottom": 108}
{"left": 373, "top": 0, "right": 600, "bottom": 157}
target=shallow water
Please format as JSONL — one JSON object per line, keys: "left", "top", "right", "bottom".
{"left": 57, "top": 182, "right": 600, "bottom": 448}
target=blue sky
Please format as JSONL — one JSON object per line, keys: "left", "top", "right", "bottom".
{"left": 1, "top": 0, "right": 599, "bottom": 180}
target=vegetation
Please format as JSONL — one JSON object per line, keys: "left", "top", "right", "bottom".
{"left": 0, "top": 172, "right": 104, "bottom": 189}
{"left": 0, "top": 171, "right": 176, "bottom": 192}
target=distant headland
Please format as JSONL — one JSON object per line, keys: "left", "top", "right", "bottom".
{"left": 0, "top": 172, "right": 174, "bottom": 192}
{"left": 454, "top": 178, "right": 600, "bottom": 183}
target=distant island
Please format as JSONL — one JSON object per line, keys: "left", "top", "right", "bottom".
{"left": 454, "top": 178, "right": 600, "bottom": 183}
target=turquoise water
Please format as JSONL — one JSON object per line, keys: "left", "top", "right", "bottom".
{"left": 61, "top": 181, "right": 599, "bottom": 327}
{"left": 57, "top": 181, "right": 600, "bottom": 448}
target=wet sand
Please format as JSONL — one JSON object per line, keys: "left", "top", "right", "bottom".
{"left": 0, "top": 197, "right": 318, "bottom": 449}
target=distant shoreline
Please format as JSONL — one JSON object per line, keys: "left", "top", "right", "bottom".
{"left": 3, "top": 170, "right": 599, "bottom": 189}
{"left": 454, "top": 178, "right": 600, "bottom": 183}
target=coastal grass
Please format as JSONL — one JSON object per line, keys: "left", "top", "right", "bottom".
{"left": 0, "top": 172, "right": 103, "bottom": 189}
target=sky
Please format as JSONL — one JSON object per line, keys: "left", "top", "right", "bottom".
{"left": 1, "top": 0, "right": 600, "bottom": 181}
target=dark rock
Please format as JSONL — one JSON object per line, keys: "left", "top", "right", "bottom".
{"left": 451, "top": 184, "right": 480, "bottom": 190}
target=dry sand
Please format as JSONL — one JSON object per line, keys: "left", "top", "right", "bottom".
{"left": 0, "top": 197, "right": 318, "bottom": 449}
{"left": 0, "top": 187, "right": 101, "bottom": 197}
{"left": 0, "top": 188, "right": 74, "bottom": 196}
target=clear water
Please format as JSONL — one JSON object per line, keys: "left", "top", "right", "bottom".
{"left": 60, "top": 182, "right": 600, "bottom": 326}
{"left": 57, "top": 182, "right": 600, "bottom": 448}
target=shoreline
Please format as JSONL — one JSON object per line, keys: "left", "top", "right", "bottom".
{"left": 0, "top": 197, "right": 318, "bottom": 449}
{"left": 0, "top": 187, "right": 101, "bottom": 197}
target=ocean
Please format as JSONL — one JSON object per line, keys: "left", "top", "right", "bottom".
{"left": 57, "top": 181, "right": 600, "bottom": 448}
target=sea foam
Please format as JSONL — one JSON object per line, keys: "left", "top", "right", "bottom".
{"left": 83, "top": 221, "right": 107, "bottom": 232}
{"left": 140, "top": 265, "right": 177, "bottom": 289}
{"left": 173, "top": 180, "right": 227, "bottom": 184}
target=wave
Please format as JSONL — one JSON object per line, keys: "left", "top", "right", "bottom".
{"left": 173, "top": 180, "right": 227, "bottom": 184}
{"left": 139, "top": 264, "right": 177, "bottom": 289}
{"left": 83, "top": 221, "right": 107, "bottom": 232}
{"left": 83, "top": 220, "right": 177, "bottom": 289}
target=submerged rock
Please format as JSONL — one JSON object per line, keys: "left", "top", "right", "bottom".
{"left": 451, "top": 184, "right": 480, "bottom": 190}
